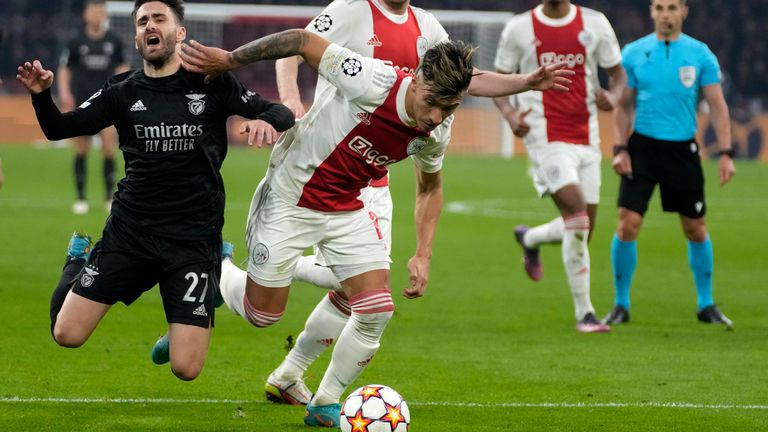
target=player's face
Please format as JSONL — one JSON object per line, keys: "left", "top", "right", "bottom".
{"left": 542, "top": 0, "right": 570, "bottom": 7}
{"left": 408, "top": 76, "right": 463, "bottom": 133}
{"left": 134, "top": 1, "right": 186, "bottom": 67}
{"left": 83, "top": 3, "right": 107, "bottom": 28}
{"left": 651, "top": 0, "right": 688, "bottom": 37}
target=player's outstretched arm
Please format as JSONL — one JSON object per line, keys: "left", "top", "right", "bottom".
{"left": 468, "top": 62, "right": 574, "bottom": 97}
{"left": 17, "top": 60, "right": 113, "bottom": 140}
{"left": 181, "top": 29, "right": 331, "bottom": 83}
{"left": 405, "top": 168, "right": 443, "bottom": 299}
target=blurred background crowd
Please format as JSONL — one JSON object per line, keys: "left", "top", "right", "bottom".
{"left": 1, "top": 0, "right": 766, "bottom": 117}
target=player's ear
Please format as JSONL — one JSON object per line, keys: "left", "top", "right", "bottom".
{"left": 177, "top": 26, "right": 187, "bottom": 43}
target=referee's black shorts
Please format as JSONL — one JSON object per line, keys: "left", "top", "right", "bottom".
{"left": 617, "top": 132, "right": 706, "bottom": 219}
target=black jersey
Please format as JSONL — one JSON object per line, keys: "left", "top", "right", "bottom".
{"left": 60, "top": 30, "right": 125, "bottom": 102}
{"left": 32, "top": 68, "right": 295, "bottom": 240}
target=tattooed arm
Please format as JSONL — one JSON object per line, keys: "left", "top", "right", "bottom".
{"left": 180, "top": 29, "right": 330, "bottom": 81}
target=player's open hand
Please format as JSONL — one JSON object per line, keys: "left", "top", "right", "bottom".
{"left": 240, "top": 120, "right": 280, "bottom": 147}
{"left": 404, "top": 255, "right": 430, "bottom": 299}
{"left": 526, "top": 61, "right": 574, "bottom": 92}
{"left": 718, "top": 154, "right": 735, "bottom": 186}
{"left": 181, "top": 40, "right": 239, "bottom": 84}
{"left": 16, "top": 60, "right": 54, "bottom": 94}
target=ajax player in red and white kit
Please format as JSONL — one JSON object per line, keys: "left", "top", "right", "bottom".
{"left": 276, "top": 0, "right": 449, "bottom": 304}
{"left": 262, "top": 0, "right": 577, "bottom": 408}
{"left": 180, "top": 23, "right": 572, "bottom": 427}
{"left": 493, "top": 0, "right": 627, "bottom": 332}
{"left": 269, "top": 0, "right": 448, "bottom": 407}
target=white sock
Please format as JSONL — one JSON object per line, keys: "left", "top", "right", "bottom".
{"left": 294, "top": 255, "right": 341, "bottom": 290}
{"left": 562, "top": 213, "right": 593, "bottom": 320}
{"left": 273, "top": 292, "right": 350, "bottom": 381}
{"left": 312, "top": 289, "right": 394, "bottom": 406}
{"left": 220, "top": 258, "right": 248, "bottom": 317}
{"left": 523, "top": 217, "right": 564, "bottom": 248}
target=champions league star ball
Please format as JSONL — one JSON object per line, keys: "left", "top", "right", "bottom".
{"left": 340, "top": 384, "right": 410, "bottom": 432}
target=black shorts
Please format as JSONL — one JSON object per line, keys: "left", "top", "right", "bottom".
{"left": 71, "top": 216, "right": 221, "bottom": 328}
{"left": 617, "top": 132, "right": 706, "bottom": 218}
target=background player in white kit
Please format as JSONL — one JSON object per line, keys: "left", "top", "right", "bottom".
{"left": 180, "top": 26, "right": 572, "bottom": 427}
{"left": 269, "top": 0, "right": 577, "bottom": 405}
{"left": 493, "top": 0, "right": 627, "bottom": 332}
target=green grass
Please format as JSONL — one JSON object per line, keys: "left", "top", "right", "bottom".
{"left": 0, "top": 144, "right": 767, "bottom": 431}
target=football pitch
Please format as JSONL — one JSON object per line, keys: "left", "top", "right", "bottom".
{"left": 0, "top": 144, "right": 766, "bottom": 431}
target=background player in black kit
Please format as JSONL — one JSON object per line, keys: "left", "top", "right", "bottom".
{"left": 16, "top": 0, "right": 294, "bottom": 381}
{"left": 58, "top": 0, "right": 129, "bottom": 214}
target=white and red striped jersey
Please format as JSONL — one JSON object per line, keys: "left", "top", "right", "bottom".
{"left": 305, "top": 0, "right": 448, "bottom": 187}
{"left": 267, "top": 43, "right": 451, "bottom": 212}
{"left": 306, "top": 0, "right": 449, "bottom": 99}
{"left": 494, "top": 4, "right": 621, "bottom": 148}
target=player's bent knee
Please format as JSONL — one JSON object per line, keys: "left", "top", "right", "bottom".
{"left": 242, "top": 293, "right": 284, "bottom": 327}
{"left": 171, "top": 362, "right": 204, "bottom": 381}
{"left": 52, "top": 325, "right": 87, "bottom": 348}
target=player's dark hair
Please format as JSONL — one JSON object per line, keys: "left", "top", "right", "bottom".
{"left": 132, "top": 0, "right": 185, "bottom": 25}
{"left": 416, "top": 40, "right": 476, "bottom": 106}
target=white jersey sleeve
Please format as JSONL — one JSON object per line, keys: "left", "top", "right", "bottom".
{"left": 590, "top": 11, "right": 622, "bottom": 68}
{"left": 318, "top": 43, "right": 396, "bottom": 103}
{"left": 305, "top": 0, "right": 360, "bottom": 46}
{"left": 493, "top": 14, "right": 529, "bottom": 73}
{"left": 411, "top": 116, "right": 451, "bottom": 173}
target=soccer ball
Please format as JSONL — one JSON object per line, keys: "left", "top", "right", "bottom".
{"left": 340, "top": 384, "right": 410, "bottom": 432}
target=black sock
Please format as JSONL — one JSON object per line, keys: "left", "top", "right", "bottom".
{"left": 50, "top": 257, "right": 84, "bottom": 335}
{"left": 103, "top": 157, "right": 115, "bottom": 200}
{"left": 74, "top": 155, "right": 87, "bottom": 200}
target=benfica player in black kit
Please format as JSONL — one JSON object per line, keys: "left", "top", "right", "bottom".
{"left": 16, "top": 0, "right": 294, "bottom": 381}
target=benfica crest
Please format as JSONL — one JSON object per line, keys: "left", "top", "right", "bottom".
{"left": 186, "top": 93, "right": 206, "bottom": 115}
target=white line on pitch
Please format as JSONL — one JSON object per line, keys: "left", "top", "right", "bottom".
{"left": 1, "top": 397, "right": 766, "bottom": 410}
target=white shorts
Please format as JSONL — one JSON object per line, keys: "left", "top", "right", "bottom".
{"left": 245, "top": 180, "right": 390, "bottom": 287}
{"left": 315, "top": 184, "right": 393, "bottom": 266}
{"left": 527, "top": 143, "right": 602, "bottom": 204}
{"left": 360, "top": 185, "right": 393, "bottom": 252}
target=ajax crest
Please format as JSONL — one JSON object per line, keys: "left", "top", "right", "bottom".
{"left": 407, "top": 137, "right": 427, "bottom": 155}
{"left": 251, "top": 243, "right": 269, "bottom": 265}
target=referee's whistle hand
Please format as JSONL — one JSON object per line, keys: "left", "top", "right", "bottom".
{"left": 612, "top": 152, "right": 632, "bottom": 177}
{"left": 718, "top": 156, "right": 735, "bottom": 186}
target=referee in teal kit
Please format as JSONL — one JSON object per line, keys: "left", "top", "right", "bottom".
{"left": 603, "top": 0, "right": 736, "bottom": 327}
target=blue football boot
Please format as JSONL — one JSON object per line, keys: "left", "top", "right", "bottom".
{"left": 304, "top": 399, "right": 341, "bottom": 428}
{"left": 66, "top": 231, "right": 92, "bottom": 260}
{"left": 150, "top": 334, "right": 170, "bottom": 365}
